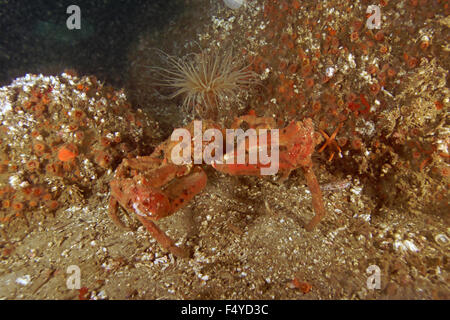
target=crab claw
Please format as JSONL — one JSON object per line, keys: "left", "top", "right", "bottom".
{"left": 131, "top": 186, "right": 172, "bottom": 221}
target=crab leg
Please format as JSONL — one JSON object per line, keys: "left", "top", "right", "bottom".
{"left": 108, "top": 197, "right": 129, "bottom": 229}
{"left": 135, "top": 215, "right": 190, "bottom": 258}
{"left": 109, "top": 186, "right": 131, "bottom": 230}
{"left": 302, "top": 163, "right": 326, "bottom": 231}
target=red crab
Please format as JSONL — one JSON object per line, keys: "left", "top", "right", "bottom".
{"left": 109, "top": 115, "right": 326, "bottom": 258}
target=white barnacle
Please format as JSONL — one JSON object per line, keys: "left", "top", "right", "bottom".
{"left": 9, "top": 174, "right": 22, "bottom": 189}
{"left": 434, "top": 234, "right": 449, "bottom": 246}
{"left": 393, "top": 239, "right": 419, "bottom": 253}
{"left": 326, "top": 66, "right": 336, "bottom": 78}
{"left": 347, "top": 53, "right": 356, "bottom": 68}
{"left": 224, "top": 0, "right": 245, "bottom": 10}
{"left": 350, "top": 185, "right": 363, "bottom": 195}
{"left": 19, "top": 181, "right": 30, "bottom": 188}
{"left": 0, "top": 98, "right": 12, "bottom": 115}
{"left": 16, "top": 275, "right": 31, "bottom": 286}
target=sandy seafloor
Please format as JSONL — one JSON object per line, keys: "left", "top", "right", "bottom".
{"left": 0, "top": 0, "right": 449, "bottom": 299}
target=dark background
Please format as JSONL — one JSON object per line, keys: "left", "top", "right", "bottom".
{"left": 0, "top": 0, "right": 183, "bottom": 86}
